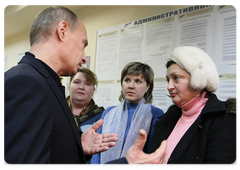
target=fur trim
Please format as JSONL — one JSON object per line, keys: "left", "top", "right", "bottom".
{"left": 225, "top": 98, "right": 236, "bottom": 114}
{"left": 170, "top": 46, "right": 219, "bottom": 92}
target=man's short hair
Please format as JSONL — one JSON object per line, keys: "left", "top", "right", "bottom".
{"left": 29, "top": 6, "right": 80, "bottom": 46}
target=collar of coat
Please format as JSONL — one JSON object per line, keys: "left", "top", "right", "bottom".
{"left": 159, "top": 93, "right": 235, "bottom": 122}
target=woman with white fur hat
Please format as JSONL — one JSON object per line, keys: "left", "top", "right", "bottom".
{"left": 149, "top": 46, "right": 236, "bottom": 163}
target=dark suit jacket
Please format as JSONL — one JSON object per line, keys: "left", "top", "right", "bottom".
{"left": 149, "top": 94, "right": 236, "bottom": 164}
{"left": 5, "top": 53, "right": 86, "bottom": 163}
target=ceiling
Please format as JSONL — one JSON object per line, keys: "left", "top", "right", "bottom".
{"left": 4, "top": 5, "right": 85, "bottom": 40}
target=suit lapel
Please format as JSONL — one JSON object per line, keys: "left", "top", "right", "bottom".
{"left": 47, "top": 77, "right": 83, "bottom": 146}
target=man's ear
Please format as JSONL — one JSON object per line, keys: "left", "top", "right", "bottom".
{"left": 57, "top": 21, "right": 68, "bottom": 42}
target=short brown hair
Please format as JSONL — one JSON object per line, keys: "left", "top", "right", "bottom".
{"left": 30, "top": 6, "right": 80, "bottom": 46}
{"left": 119, "top": 62, "right": 154, "bottom": 103}
{"left": 70, "top": 68, "right": 98, "bottom": 90}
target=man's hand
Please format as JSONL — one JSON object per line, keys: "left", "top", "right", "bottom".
{"left": 125, "top": 129, "right": 167, "bottom": 164}
{"left": 81, "top": 119, "right": 118, "bottom": 155}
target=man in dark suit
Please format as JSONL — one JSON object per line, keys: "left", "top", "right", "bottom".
{"left": 5, "top": 6, "right": 167, "bottom": 164}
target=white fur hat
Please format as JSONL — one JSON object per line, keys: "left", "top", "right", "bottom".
{"left": 170, "top": 46, "right": 219, "bottom": 92}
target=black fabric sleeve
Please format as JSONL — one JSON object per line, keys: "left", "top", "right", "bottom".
{"left": 105, "top": 157, "right": 128, "bottom": 164}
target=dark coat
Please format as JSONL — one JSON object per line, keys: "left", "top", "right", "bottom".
{"left": 5, "top": 53, "right": 86, "bottom": 163}
{"left": 149, "top": 94, "right": 236, "bottom": 164}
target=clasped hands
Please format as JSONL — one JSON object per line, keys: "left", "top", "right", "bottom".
{"left": 81, "top": 119, "right": 167, "bottom": 164}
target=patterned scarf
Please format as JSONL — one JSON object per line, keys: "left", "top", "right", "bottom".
{"left": 68, "top": 98, "right": 104, "bottom": 131}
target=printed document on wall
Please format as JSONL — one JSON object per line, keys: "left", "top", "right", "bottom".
{"left": 152, "top": 78, "right": 173, "bottom": 112}
{"left": 215, "top": 6, "right": 236, "bottom": 65}
{"left": 94, "top": 80, "right": 116, "bottom": 109}
{"left": 176, "top": 7, "right": 214, "bottom": 56}
{"left": 96, "top": 31, "right": 118, "bottom": 80}
{"left": 215, "top": 74, "right": 236, "bottom": 101}
{"left": 118, "top": 25, "right": 143, "bottom": 71}
{"left": 143, "top": 17, "right": 175, "bottom": 77}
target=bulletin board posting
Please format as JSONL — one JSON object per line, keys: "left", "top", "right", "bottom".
{"left": 94, "top": 5, "right": 236, "bottom": 112}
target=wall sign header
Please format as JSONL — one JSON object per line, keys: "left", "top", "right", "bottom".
{"left": 125, "top": 5, "right": 213, "bottom": 27}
